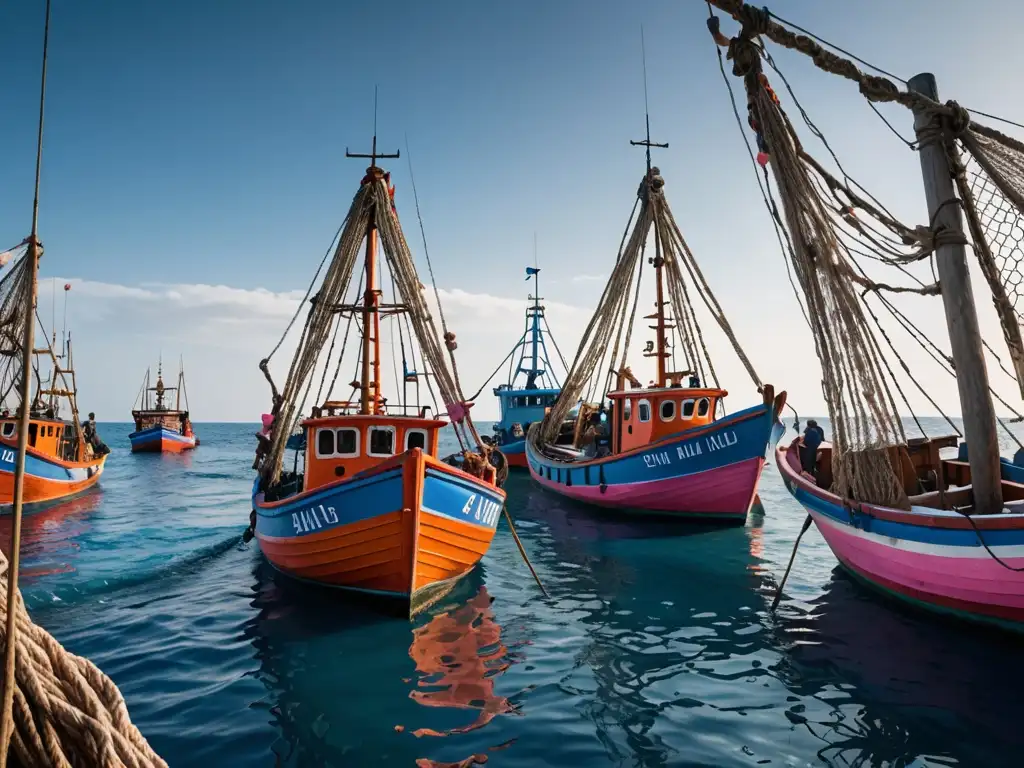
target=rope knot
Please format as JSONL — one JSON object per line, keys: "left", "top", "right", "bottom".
{"left": 727, "top": 35, "right": 761, "bottom": 77}
{"left": 737, "top": 4, "right": 770, "bottom": 37}
{"left": 945, "top": 99, "right": 971, "bottom": 138}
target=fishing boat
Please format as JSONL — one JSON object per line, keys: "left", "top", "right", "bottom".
{"left": 0, "top": 255, "right": 108, "bottom": 509}
{"left": 249, "top": 126, "right": 506, "bottom": 616}
{"left": 701, "top": 2, "right": 1024, "bottom": 630}
{"left": 526, "top": 103, "right": 786, "bottom": 522}
{"left": 483, "top": 262, "right": 565, "bottom": 468}
{"left": 129, "top": 359, "right": 197, "bottom": 453}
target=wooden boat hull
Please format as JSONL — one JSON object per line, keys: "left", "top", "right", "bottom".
{"left": 252, "top": 448, "right": 505, "bottom": 616}
{"left": 526, "top": 401, "right": 781, "bottom": 522}
{"left": 129, "top": 425, "right": 197, "bottom": 453}
{"left": 499, "top": 438, "right": 528, "bottom": 468}
{"left": 0, "top": 442, "right": 106, "bottom": 509}
{"left": 777, "top": 442, "right": 1024, "bottom": 633}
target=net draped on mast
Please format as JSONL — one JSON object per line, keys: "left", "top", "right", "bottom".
{"left": 707, "top": 0, "right": 1024, "bottom": 404}
{"left": 535, "top": 167, "right": 762, "bottom": 447}
{"left": 706, "top": 0, "right": 1024, "bottom": 509}
{"left": 256, "top": 174, "right": 487, "bottom": 487}
{"left": 0, "top": 245, "right": 37, "bottom": 411}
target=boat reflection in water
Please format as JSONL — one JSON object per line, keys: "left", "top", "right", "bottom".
{"left": 247, "top": 561, "right": 521, "bottom": 767}
{"left": 775, "top": 568, "right": 1024, "bottom": 765}
{"left": 0, "top": 487, "right": 101, "bottom": 582}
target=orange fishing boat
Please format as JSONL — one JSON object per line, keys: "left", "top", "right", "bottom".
{"left": 0, "top": 256, "right": 108, "bottom": 510}
{"left": 249, "top": 122, "right": 506, "bottom": 615}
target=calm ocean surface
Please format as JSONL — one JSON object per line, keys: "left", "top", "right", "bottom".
{"left": 2, "top": 418, "right": 1022, "bottom": 767}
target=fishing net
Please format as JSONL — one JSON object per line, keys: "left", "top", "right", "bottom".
{"left": 739, "top": 62, "right": 911, "bottom": 509}
{"left": 535, "top": 167, "right": 762, "bottom": 448}
{"left": 257, "top": 171, "right": 486, "bottom": 487}
{"left": 0, "top": 243, "right": 35, "bottom": 411}
{"left": 960, "top": 129, "right": 1024, "bottom": 398}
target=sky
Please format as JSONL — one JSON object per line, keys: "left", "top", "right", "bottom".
{"left": 2, "top": 0, "right": 1024, "bottom": 422}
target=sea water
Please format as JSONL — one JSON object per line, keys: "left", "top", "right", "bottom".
{"left": 2, "top": 419, "right": 1021, "bottom": 767}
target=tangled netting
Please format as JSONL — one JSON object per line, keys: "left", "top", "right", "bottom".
{"left": 0, "top": 548, "right": 166, "bottom": 767}
{"left": 743, "top": 67, "right": 911, "bottom": 510}
{"left": 256, "top": 171, "right": 486, "bottom": 486}
{"left": 0, "top": 245, "right": 34, "bottom": 411}
{"left": 708, "top": 0, "right": 1024, "bottom": 401}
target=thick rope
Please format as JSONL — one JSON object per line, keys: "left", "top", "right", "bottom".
{"left": 0, "top": 549, "right": 165, "bottom": 767}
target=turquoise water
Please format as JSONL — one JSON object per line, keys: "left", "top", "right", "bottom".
{"left": 3, "top": 419, "right": 1023, "bottom": 766}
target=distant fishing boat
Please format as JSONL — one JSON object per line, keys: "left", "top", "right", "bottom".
{"left": 249, "top": 124, "right": 506, "bottom": 616}
{"left": 526, "top": 109, "right": 786, "bottom": 523}
{"left": 129, "top": 359, "right": 197, "bottom": 453}
{"left": 483, "top": 263, "right": 565, "bottom": 468}
{"left": 0, "top": 263, "right": 108, "bottom": 508}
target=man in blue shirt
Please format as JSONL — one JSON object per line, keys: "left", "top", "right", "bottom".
{"left": 800, "top": 419, "right": 825, "bottom": 475}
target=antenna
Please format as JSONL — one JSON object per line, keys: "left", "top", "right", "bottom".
{"left": 345, "top": 86, "right": 400, "bottom": 169}
{"left": 630, "top": 26, "right": 668, "bottom": 173}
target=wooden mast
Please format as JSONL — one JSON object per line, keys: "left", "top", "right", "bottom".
{"left": 630, "top": 28, "right": 669, "bottom": 388}
{"left": 345, "top": 87, "right": 399, "bottom": 417}
{"left": 908, "top": 73, "right": 1003, "bottom": 515}
{"left": 1, "top": 0, "right": 50, "bottom": 760}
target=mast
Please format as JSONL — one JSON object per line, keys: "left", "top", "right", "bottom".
{"left": 529, "top": 235, "right": 540, "bottom": 387}
{"left": 1, "top": 0, "right": 50, "bottom": 759}
{"left": 345, "top": 86, "right": 399, "bottom": 416}
{"left": 630, "top": 27, "right": 670, "bottom": 388}
{"left": 909, "top": 73, "right": 1002, "bottom": 514}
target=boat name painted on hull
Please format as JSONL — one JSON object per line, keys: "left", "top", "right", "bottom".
{"left": 0, "top": 449, "right": 12, "bottom": 464}
{"left": 641, "top": 430, "right": 738, "bottom": 469}
{"left": 463, "top": 494, "right": 502, "bottom": 527}
{"left": 292, "top": 503, "right": 341, "bottom": 534}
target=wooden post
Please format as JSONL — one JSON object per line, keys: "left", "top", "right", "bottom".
{"left": 909, "top": 73, "right": 1003, "bottom": 515}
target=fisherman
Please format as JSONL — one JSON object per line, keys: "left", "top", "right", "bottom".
{"left": 800, "top": 419, "right": 825, "bottom": 476}
{"left": 689, "top": 373, "right": 701, "bottom": 388}
{"left": 82, "top": 412, "right": 110, "bottom": 456}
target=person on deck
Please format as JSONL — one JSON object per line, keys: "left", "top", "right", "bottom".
{"left": 82, "top": 412, "right": 109, "bottom": 456}
{"left": 689, "top": 373, "right": 700, "bottom": 388}
{"left": 800, "top": 419, "right": 825, "bottom": 476}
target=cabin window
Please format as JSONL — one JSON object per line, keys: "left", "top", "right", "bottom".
{"left": 368, "top": 426, "right": 396, "bottom": 457}
{"left": 681, "top": 399, "right": 695, "bottom": 419}
{"left": 1, "top": 423, "right": 13, "bottom": 438}
{"left": 335, "top": 428, "right": 359, "bottom": 457}
{"left": 623, "top": 399, "right": 632, "bottom": 421}
{"left": 405, "top": 429, "right": 427, "bottom": 451}
{"left": 638, "top": 399, "right": 651, "bottom": 423}
{"left": 47, "top": 425, "right": 54, "bottom": 437}
{"left": 316, "top": 428, "right": 335, "bottom": 458}
{"left": 660, "top": 400, "right": 676, "bottom": 422}
{"left": 697, "top": 398, "right": 711, "bottom": 417}
{"left": 28, "top": 424, "right": 37, "bottom": 447}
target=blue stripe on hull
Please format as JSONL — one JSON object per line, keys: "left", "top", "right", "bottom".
{"left": 779, "top": 464, "right": 1024, "bottom": 549}
{"left": 497, "top": 438, "right": 525, "bottom": 456}
{"left": 526, "top": 403, "right": 775, "bottom": 489}
{"left": 129, "top": 425, "right": 194, "bottom": 449}
{"left": 253, "top": 466, "right": 405, "bottom": 539}
{"left": 421, "top": 468, "right": 504, "bottom": 529}
{"left": 0, "top": 443, "right": 100, "bottom": 483}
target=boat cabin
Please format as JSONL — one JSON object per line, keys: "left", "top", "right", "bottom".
{"left": 0, "top": 416, "right": 81, "bottom": 462}
{"left": 606, "top": 386, "right": 727, "bottom": 454}
{"left": 302, "top": 414, "right": 447, "bottom": 490}
{"left": 493, "top": 385, "right": 560, "bottom": 440}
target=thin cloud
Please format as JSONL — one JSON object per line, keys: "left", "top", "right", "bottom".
{"left": 571, "top": 274, "right": 605, "bottom": 283}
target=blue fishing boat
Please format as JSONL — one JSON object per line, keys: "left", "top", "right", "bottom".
{"left": 484, "top": 265, "right": 566, "bottom": 468}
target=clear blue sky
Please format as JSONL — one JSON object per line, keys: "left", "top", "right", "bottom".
{"left": 2, "top": 0, "right": 1023, "bottom": 421}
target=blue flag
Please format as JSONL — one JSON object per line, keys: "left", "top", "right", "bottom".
{"left": 525, "top": 266, "right": 540, "bottom": 280}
